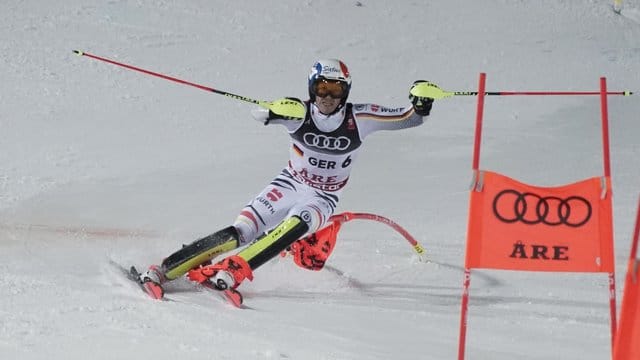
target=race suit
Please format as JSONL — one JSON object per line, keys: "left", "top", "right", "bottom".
{"left": 233, "top": 100, "right": 426, "bottom": 244}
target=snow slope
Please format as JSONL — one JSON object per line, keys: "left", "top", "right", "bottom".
{"left": 1, "top": 1, "right": 639, "bottom": 359}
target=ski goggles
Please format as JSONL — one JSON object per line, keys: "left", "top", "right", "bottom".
{"left": 312, "top": 79, "right": 348, "bottom": 99}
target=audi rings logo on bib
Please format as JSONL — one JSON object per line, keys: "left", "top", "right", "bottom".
{"left": 492, "top": 189, "right": 592, "bottom": 227}
{"left": 303, "top": 133, "right": 351, "bottom": 151}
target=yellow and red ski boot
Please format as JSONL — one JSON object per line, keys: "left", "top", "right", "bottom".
{"left": 187, "top": 255, "right": 253, "bottom": 307}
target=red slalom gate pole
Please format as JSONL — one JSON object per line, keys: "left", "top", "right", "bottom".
{"left": 328, "top": 212, "right": 425, "bottom": 257}
{"left": 613, "top": 198, "right": 640, "bottom": 360}
{"left": 630, "top": 198, "right": 640, "bottom": 261}
{"left": 458, "top": 72, "right": 487, "bottom": 360}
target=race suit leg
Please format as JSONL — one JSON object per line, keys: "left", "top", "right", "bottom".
{"left": 233, "top": 169, "right": 340, "bottom": 245}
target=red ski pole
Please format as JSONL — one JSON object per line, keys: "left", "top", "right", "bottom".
{"left": 72, "top": 50, "right": 305, "bottom": 119}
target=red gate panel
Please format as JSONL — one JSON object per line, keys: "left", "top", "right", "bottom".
{"left": 465, "top": 171, "right": 614, "bottom": 273}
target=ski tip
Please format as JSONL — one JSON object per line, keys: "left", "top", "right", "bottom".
{"left": 142, "top": 281, "right": 165, "bottom": 300}
{"left": 129, "top": 265, "right": 165, "bottom": 300}
{"left": 72, "top": 50, "right": 84, "bottom": 56}
{"left": 223, "top": 289, "right": 243, "bottom": 308}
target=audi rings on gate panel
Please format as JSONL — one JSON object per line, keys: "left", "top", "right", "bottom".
{"left": 492, "top": 189, "right": 592, "bottom": 227}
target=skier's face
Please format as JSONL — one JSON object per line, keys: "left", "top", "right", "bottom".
{"left": 311, "top": 78, "right": 347, "bottom": 115}
{"left": 314, "top": 94, "right": 341, "bottom": 115}
{"left": 313, "top": 79, "right": 348, "bottom": 99}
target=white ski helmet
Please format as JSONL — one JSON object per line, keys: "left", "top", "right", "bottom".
{"left": 308, "top": 59, "right": 351, "bottom": 104}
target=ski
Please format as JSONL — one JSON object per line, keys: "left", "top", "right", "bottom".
{"left": 110, "top": 260, "right": 165, "bottom": 300}
{"left": 198, "top": 280, "right": 245, "bottom": 308}
{"left": 110, "top": 260, "right": 245, "bottom": 307}
{"left": 129, "top": 265, "right": 165, "bottom": 300}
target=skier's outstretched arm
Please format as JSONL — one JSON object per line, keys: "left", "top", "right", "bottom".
{"left": 354, "top": 80, "right": 435, "bottom": 139}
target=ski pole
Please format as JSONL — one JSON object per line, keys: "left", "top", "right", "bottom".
{"left": 72, "top": 50, "right": 305, "bottom": 119}
{"left": 416, "top": 82, "right": 633, "bottom": 100}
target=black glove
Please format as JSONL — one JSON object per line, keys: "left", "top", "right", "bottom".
{"left": 409, "top": 80, "right": 435, "bottom": 116}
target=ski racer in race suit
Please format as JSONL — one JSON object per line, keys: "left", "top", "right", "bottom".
{"left": 140, "top": 59, "right": 435, "bottom": 293}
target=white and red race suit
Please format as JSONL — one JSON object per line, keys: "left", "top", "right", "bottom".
{"left": 233, "top": 101, "right": 427, "bottom": 244}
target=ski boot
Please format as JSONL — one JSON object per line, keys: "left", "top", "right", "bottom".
{"left": 187, "top": 255, "right": 253, "bottom": 307}
{"left": 187, "top": 255, "right": 253, "bottom": 290}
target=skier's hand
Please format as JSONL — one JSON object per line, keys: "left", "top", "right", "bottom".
{"left": 409, "top": 80, "right": 435, "bottom": 116}
{"left": 267, "top": 97, "right": 306, "bottom": 122}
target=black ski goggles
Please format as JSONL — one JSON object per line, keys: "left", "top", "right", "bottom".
{"left": 312, "top": 79, "right": 348, "bottom": 99}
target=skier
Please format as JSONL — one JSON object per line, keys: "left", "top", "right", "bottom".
{"left": 138, "top": 59, "right": 435, "bottom": 298}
